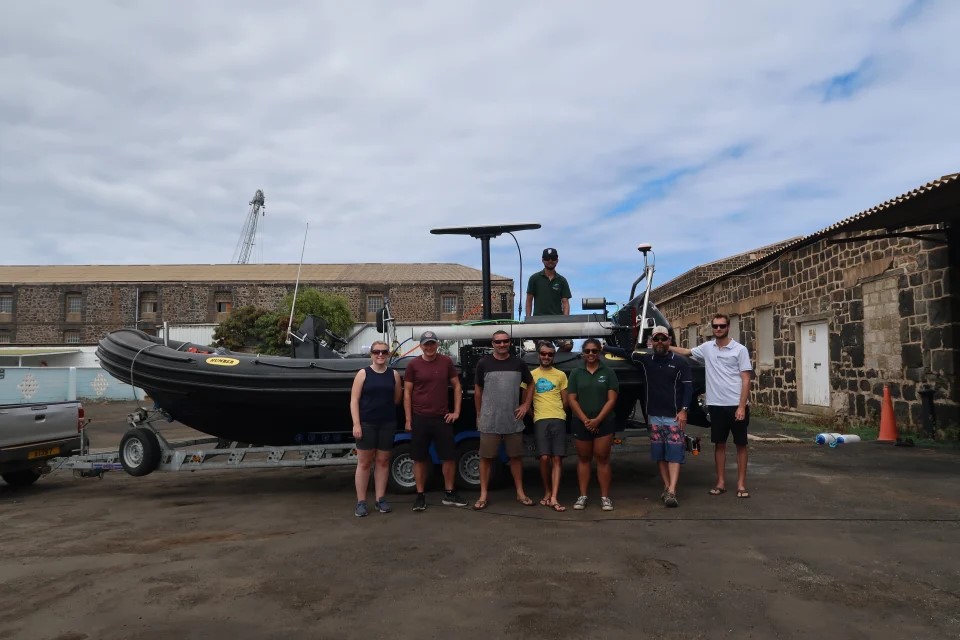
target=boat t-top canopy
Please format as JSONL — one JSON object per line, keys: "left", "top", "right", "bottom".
{"left": 431, "top": 223, "right": 541, "bottom": 320}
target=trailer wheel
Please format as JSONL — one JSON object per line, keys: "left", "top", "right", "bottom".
{"left": 1, "top": 469, "right": 42, "bottom": 488}
{"left": 454, "top": 440, "right": 482, "bottom": 491}
{"left": 119, "top": 428, "right": 162, "bottom": 477}
{"left": 388, "top": 443, "right": 426, "bottom": 494}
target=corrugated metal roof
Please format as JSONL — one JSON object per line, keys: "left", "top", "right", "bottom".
{"left": 0, "top": 263, "right": 511, "bottom": 285}
{"left": 655, "top": 172, "right": 959, "bottom": 304}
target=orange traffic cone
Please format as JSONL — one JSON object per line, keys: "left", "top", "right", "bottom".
{"left": 877, "top": 384, "right": 898, "bottom": 442}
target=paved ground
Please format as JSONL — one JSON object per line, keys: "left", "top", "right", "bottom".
{"left": 1, "top": 401, "right": 958, "bottom": 639}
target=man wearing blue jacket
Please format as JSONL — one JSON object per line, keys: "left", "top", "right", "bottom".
{"left": 634, "top": 326, "right": 693, "bottom": 508}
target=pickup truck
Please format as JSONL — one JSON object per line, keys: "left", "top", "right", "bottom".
{"left": 0, "top": 401, "right": 84, "bottom": 488}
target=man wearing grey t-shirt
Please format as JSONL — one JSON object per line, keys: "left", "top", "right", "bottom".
{"left": 671, "top": 313, "right": 753, "bottom": 499}
{"left": 473, "top": 330, "right": 535, "bottom": 510}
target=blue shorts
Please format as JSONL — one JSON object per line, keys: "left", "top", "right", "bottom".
{"left": 649, "top": 416, "right": 685, "bottom": 463}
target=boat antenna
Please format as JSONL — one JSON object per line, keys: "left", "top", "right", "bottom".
{"left": 505, "top": 232, "right": 523, "bottom": 320}
{"left": 633, "top": 243, "right": 656, "bottom": 350}
{"left": 285, "top": 222, "right": 310, "bottom": 345}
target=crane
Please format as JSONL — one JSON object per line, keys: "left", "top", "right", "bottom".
{"left": 232, "top": 189, "right": 266, "bottom": 264}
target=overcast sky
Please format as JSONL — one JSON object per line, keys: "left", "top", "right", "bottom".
{"left": 3, "top": 1, "right": 958, "bottom": 316}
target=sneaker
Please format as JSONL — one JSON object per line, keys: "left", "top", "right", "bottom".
{"left": 375, "top": 498, "right": 392, "bottom": 513}
{"left": 573, "top": 495, "right": 588, "bottom": 510}
{"left": 355, "top": 501, "right": 369, "bottom": 518}
{"left": 442, "top": 490, "right": 468, "bottom": 507}
{"left": 412, "top": 493, "right": 426, "bottom": 512}
{"left": 664, "top": 492, "right": 679, "bottom": 508}
{"left": 600, "top": 497, "right": 614, "bottom": 511}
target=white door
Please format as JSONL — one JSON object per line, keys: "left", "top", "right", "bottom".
{"left": 800, "top": 321, "right": 829, "bottom": 406}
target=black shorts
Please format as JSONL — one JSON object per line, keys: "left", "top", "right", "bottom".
{"left": 410, "top": 414, "right": 456, "bottom": 462}
{"left": 709, "top": 405, "right": 750, "bottom": 446}
{"left": 357, "top": 421, "right": 396, "bottom": 451}
{"left": 571, "top": 416, "right": 616, "bottom": 441}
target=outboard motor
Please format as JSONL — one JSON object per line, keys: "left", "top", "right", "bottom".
{"left": 291, "top": 315, "right": 343, "bottom": 359}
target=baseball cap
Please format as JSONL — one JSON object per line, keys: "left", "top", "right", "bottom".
{"left": 651, "top": 326, "right": 670, "bottom": 337}
{"left": 419, "top": 330, "right": 439, "bottom": 345}
{"left": 542, "top": 248, "right": 559, "bottom": 259}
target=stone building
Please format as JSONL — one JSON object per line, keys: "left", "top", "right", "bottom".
{"left": 0, "top": 263, "right": 514, "bottom": 346}
{"left": 652, "top": 173, "right": 959, "bottom": 434}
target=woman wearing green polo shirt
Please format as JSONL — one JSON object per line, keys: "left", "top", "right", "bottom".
{"left": 567, "top": 338, "right": 620, "bottom": 511}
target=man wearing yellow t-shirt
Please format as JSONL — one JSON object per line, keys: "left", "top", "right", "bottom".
{"left": 531, "top": 341, "right": 569, "bottom": 512}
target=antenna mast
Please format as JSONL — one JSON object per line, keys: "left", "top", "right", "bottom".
{"left": 232, "top": 189, "right": 266, "bottom": 264}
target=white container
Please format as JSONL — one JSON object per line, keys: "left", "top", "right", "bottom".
{"left": 835, "top": 434, "right": 861, "bottom": 444}
{"left": 815, "top": 432, "right": 842, "bottom": 445}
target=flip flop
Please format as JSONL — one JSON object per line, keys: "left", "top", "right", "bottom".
{"left": 709, "top": 487, "right": 727, "bottom": 496}
{"left": 473, "top": 499, "right": 488, "bottom": 511}
{"left": 736, "top": 490, "right": 750, "bottom": 499}
{"left": 550, "top": 502, "right": 566, "bottom": 512}
{"left": 539, "top": 498, "right": 549, "bottom": 506}
{"left": 516, "top": 496, "right": 535, "bottom": 506}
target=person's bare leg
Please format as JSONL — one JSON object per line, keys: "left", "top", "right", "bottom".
{"left": 714, "top": 443, "right": 727, "bottom": 490}
{"left": 414, "top": 461, "right": 428, "bottom": 494}
{"left": 539, "top": 455, "right": 551, "bottom": 503}
{"left": 594, "top": 434, "right": 613, "bottom": 497}
{"left": 441, "top": 460, "right": 456, "bottom": 492}
{"left": 355, "top": 449, "right": 374, "bottom": 502}
{"left": 509, "top": 457, "right": 528, "bottom": 501}
{"left": 373, "top": 450, "right": 390, "bottom": 500}
{"left": 550, "top": 456, "right": 563, "bottom": 504}
{"left": 736, "top": 445, "right": 749, "bottom": 491}
{"left": 657, "top": 461, "right": 670, "bottom": 492}
{"left": 667, "top": 461, "right": 680, "bottom": 494}
{"left": 478, "top": 457, "right": 492, "bottom": 504}
{"left": 575, "top": 439, "right": 593, "bottom": 496}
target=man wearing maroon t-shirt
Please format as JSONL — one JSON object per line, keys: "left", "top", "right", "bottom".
{"left": 403, "top": 330, "right": 466, "bottom": 511}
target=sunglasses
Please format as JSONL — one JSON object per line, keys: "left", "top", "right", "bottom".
{"left": 492, "top": 339, "right": 511, "bottom": 344}
{"left": 582, "top": 348, "right": 600, "bottom": 354}
{"left": 370, "top": 349, "right": 389, "bottom": 356}
{"left": 539, "top": 352, "right": 555, "bottom": 357}
{"left": 712, "top": 324, "right": 728, "bottom": 329}
{"left": 651, "top": 335, "right": 669, "bottom": 342}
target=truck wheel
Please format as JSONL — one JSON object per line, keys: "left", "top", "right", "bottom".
{"left": 454, "top": 440, "right": 482, "bottom": 491}
{"left": 119, "top": 428, "right": 162, "bottom": 477}
{"left": 388, "top": 443, "right": 427, "bottom": 494}
{"left": 1, "top": 469, "right": 42, "bottom": 488}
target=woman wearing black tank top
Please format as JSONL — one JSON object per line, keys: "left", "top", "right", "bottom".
{"left": 349, "top": 340, "right": 402, "bottom": 517}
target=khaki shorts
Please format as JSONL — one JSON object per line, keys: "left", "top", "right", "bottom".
{"left": 479, "top": 432, "right": 524, "bottom": 458}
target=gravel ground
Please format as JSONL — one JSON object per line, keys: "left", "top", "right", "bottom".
{"left": 1, "top": 401, "right": 958, "bottom": 639}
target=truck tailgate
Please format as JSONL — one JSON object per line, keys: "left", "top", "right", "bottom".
{"left": 0, "top": 402, "right": 80, "bottom": 448}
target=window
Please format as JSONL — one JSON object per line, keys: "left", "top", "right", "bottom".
{"left": 0, "top": 331, "right": 10, "bottom": 344}
{"left": 440, "top": 294, "right": 459, "bottom": 321}
{"left": 140, "top": 292, "right": 158, "bottom": 317}
{"left": 757, "top": 307, "right": 774, "bottom": 366}
{"left": 65, "top": 293, "right": 83, "bottom": 322}
{"left": 687, "top": 325, "right": 699, "bottom": 348}
{"left": 366, "top": 294, "right": 384, "bottom": 322}
{"left": 0, "top": 294, "right": 12, "bottom": 316}
{"left": 500, "top": 292, "right": 508, "bottom": 314}
{"left": 64, "top": 331, "right": 81, "bottom": 344}
{"left": 729, "top": 315, "right": 741, "bottom": 342}
{"left": 213, "top": 292, "right": 233, "bottom": 321}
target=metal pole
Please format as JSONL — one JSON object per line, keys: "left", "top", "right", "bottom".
{"left": 480, "top": 236, "right": 492, "bottom": 320}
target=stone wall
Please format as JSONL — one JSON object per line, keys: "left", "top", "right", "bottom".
{"left": 0, "top": 280, "right": 515, "bottom": 346}
{"left": 655, "top": 224, "right": 958, "bottom": 433}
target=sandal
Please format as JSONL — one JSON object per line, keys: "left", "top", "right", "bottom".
{"left": 550, "top": 501, "right": 566, "bottom": 512}
{"left": 709, "top": 487, "right": 727, "bottom": 496}
{"left": 473, "top": 499, "right": 488, "bottom": 510}
{"left": 736, "top": 490, "right": 750, "bottom": 499}
{"left": 539, "top": 497, "right": 549, "bottom": 506}
{"left": 516, "top": 496, "right": 535, "bottom": 506}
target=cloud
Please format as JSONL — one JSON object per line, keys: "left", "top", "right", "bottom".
{"left": 1, "top": 0, "right": 958, "bottom": 314}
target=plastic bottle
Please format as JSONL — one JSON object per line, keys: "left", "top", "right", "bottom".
{"left": 815, "top": 432, "right": 842, "bottom": 445}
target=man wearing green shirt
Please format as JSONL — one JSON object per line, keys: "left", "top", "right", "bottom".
{"left": 525, "top": 247, "right": 572, "bottom": 317}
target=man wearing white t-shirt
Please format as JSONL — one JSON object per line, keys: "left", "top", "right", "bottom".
{"left": 670, "top": 313, "right": 753, "bottom": 498}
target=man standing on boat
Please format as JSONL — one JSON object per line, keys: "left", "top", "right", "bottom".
{"left": 634, "top": 326, "right": 693, "bottom": 508}
{"left": 525, "top": 247, "right": 572, "bottom": 317}
{"left": 473, "top": 330, "right": 536, "bottom": 510}
{"left": 404, "top": 330, "right": 467, "bottom": 511}
{"left": 670, "top": 313, "right": 753, "bottom": 499}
